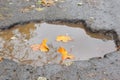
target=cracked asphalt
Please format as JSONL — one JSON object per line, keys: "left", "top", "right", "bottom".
{"left": 0, "top": 0, "right": 120, "bottom": 80}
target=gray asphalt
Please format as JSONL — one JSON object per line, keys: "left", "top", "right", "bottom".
{"left": 0, "top": 0, "right": 120, "bottom": 80}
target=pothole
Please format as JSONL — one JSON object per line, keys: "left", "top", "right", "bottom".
{"left": 0, "top": 22, "right": 117, "bottom": 66}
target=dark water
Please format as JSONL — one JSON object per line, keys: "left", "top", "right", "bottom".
{"left": 0, "top": 22, "right": 116, "bottom": 66}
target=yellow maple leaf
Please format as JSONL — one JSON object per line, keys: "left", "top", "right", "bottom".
{"left": 56, "top": 35, "right": 72, "bottom": 42}
{"left": 31, "top": 39, "right": 49, "bottom": 52}
{"left": 58, "top": 47, "right": 74, "bottom": 61}
{"left": 39, "top": 39, "right": 49, "bottom": 52}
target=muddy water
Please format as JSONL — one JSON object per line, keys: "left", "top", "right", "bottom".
{"left": 0, "top": 22, "right": 116, "bottom": 66}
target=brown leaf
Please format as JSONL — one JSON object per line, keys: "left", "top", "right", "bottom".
{"left": 0, "top": 56, "right": 3, "bottom": 62}
{"left": 117, "top": 46, "right": 120, "bottom": 51}
{"left": 20, "top": 6, "right": 34, "bottom": 13}
{"left": 41, "top": 0, "right": 54, "bottom": 7}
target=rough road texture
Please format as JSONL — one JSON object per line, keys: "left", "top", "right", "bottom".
{"left": 0, "top": 51, "right": 120, "bottom": 80}
{"left": 0, "top": 0, "right": 120, "bottom": 80}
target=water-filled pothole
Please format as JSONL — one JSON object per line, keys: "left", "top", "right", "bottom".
{"left": 0, "top": 22, "right": 117, "bottom": 66}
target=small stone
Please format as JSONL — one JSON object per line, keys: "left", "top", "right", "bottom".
{"left": 102, "top": 78, "right": 108, "bottom": 80}
{"left": 31, "top": 5, "right": 36, "bottom": 8}
{"left": 55, "top": 0, "right": 58, "bottom": 1}
{"left": 37, "top": 77, "right": 47, "bottom": 80}
{"left": 23, "top": 39, "right": 28, "bottom": 42}
{"left": 9, "top": 2, "right": 13, "bottom": 4}
{"left": 35, "top": 7, "right": 44, "bottom": 11}
{"left": 89, "top": 17, "right": 94, "bottom": 20}
{"left": 77, "top": 2, "right": 83, "bottom": 6}
{"left": 11, "top": 36, "right": 17, "bottom": 40}
{"left": 88, "top": 17, "right": 95, "bottom": 23}
{"left": 60, "top": 0, "right": 65, "bottom": 2}
{"left": 63, "top": 61, "right": 73, "bottom": 66}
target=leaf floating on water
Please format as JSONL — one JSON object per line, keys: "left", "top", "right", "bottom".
{"left": 39, "top": 39, "right": 49, "bottom": 52}
{"left": 56, "top": 35, "right": 72, "bottom": 42}
{"left": 31, "top": 39, "right": 49, "bottom": 52}
{"left": 58, "top": 47, "right": 75, "bottom": 61}
{"left": 37, "top": 77, "right": 47, "bottom": 80}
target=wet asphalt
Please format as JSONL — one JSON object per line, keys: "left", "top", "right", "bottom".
{"left": 0, "top": 0, "right": 120, "bottom": 80}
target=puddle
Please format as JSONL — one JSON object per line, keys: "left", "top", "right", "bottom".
{"left": 0, "top": 22, "right": 117, "bottom": 66}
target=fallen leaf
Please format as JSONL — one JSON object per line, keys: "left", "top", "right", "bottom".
{"left": 117, "top": 46, "right": 120, "bottom": 51}
{"left": 20, "top": 6, "right": 34, "bottom": 13}
{"left": 41, "top": 0, "right": 55, "bottom": 7}
{"left": 21, "top": 8, "right": 30, "bottom": 13}
{"left": 39, "top": 39, "right": 49, "bottom": 52}
{"left": 20, "top": 59, "right": 34, "bottom": 64}
{"left": 58, "top": 47, "right": 74, "bottom": 61}
{"left": 0, "top": 56, "right": 3, "bottom": 62}
{"left": 31, "top": 39, "right": 49, "bottom": 52}
{"left": 56, "top": 35, "right": 72, "bottom": 42}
